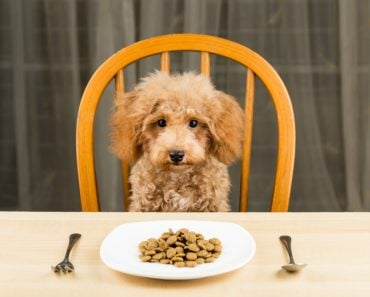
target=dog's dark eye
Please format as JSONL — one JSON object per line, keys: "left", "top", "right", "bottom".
{"left": 189, "top": 120, "right": 198, "bottom": 128}
{"left": 157, "top": 119, "right": 167, "bottom": 127}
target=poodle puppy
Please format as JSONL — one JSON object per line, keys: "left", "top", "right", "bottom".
{"left": 110, "top": 71, "right": 244, "bottom": 212}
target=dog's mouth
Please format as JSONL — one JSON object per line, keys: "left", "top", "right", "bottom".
{"left": 168, "top": 161, "right": 191, "bottom": 170}
{"left": 170, "top": 161, "right": 188, "bottom": 167}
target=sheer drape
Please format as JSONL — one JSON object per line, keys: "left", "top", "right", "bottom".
{"left": 1, "top": 0, "right": 369, "bottom": 211}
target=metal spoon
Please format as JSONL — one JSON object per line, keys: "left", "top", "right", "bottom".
{"left": 279, "top": 235, "right": 307, "bottom": 272}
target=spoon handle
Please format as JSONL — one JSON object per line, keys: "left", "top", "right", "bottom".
{"left": 279, "top": 235, "right": 296, "bottom": 264}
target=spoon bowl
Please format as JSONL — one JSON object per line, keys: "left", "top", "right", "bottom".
{"left": 279, "top": 235, "right": 307, "bottom": 273}
{"left": 281, "top": 263, "right": 307, "bottom": 272}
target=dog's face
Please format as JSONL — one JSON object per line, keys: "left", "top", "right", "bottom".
{"left": 111, "top": 72, "right": 244, "bottom": 169}
{"left": 140, "top": 99, "right": 211, "bottom": 169}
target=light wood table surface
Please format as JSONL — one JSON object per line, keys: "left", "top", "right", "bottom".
{"left": 0, "top": 212, "right": 369, "bottom": 297}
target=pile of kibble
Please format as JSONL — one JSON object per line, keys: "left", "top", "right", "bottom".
{"left": 138, "top": 228, "right": 222, "bottom": 267}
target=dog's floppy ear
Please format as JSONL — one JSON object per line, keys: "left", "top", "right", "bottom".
{"left": 207, "top": 91, "right": 244, "bottom": 164}
{"left": 110, "top": 90, "right": 146, "bottom": 162}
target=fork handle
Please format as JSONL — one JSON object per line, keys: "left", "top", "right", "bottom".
{"left": 64, "top": 233, "right": 81, "bottom": 260}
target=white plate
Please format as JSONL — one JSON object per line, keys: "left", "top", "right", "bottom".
{"left": 100, "top": 220, "right": 256, "bottom": 280}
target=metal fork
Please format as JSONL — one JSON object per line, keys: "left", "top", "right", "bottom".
{"left": 52, "top": 233, "right": 81, "bottom": 273}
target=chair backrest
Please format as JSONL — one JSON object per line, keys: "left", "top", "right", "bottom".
{"left": 76, "top": 34, "right": 295, "bottom": 212}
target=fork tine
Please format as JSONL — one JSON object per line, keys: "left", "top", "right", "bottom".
{"left": 51, "top": 265, "right": 61, "bottom": 273}
{"left": 52, "top": 262, "right": 75, "bottom": 273}
{"left": 65, "top": 266, "right": 73, "bottom": 273}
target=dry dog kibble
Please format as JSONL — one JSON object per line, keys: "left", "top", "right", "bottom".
{"left": 175, "top": 261, "right": 186, "bottom": 268}
{"left": 166, "top": 235, "right": 178, "bottom": 245}
{"left": 166, "top": 247, "right": 176, "bottom": 258}
{"left": 186, "top": 252, "right": 197, "bottom": 260}
{"left": 188, "top": 243, "right": 200, "bottom": 252}
{"left": 138, "top": 228, "right": 222, "bottom": 268}
{"left": 186, "top": 261, "right": 197, "bottom": 267}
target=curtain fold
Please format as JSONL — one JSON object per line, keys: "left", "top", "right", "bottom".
{"left": 357, "top": 0, "right": 370, "bottom": 210}
{"left": 282, "top": 0, "right": 340, "bottom": 211}
{"left": 339, "top": 0, "right": 361, "bottom": 211}
{"left": 92, "top": 0, "right": 137, "bottom": 210}
{"left": 9, "top": 0, "right": 30, "bottom": 209}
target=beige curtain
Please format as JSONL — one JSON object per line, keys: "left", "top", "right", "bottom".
{"left": 1, "top": 0, "right": 369, "bottom": 211}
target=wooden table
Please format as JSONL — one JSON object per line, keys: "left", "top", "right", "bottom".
{"left": 0, "top": 212, "right": 369, "bottom": 296}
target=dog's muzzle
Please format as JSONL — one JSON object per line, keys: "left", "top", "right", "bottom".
{"left": 169, "top": 150, "right": 185, "bottom": 164}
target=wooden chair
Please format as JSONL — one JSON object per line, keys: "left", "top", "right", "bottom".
{"left": 76, "top": 34, "right": 295, "bottom": 212}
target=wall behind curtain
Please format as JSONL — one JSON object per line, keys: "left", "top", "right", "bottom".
{"left": 0, "top": 0, "right": 369, "bottom": 211}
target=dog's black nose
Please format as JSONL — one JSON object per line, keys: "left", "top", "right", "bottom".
{"left": 169, "top": 150, "right": 185, "bottom": 163}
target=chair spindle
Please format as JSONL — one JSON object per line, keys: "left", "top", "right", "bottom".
{"left": 115, "top": 70, "right": 131, "bottom": 210}
{"left": 239, "top": 69, "right": 255, "bottom": 212}
{"left": 161, "top": 52, "right": 170, "bottom": 73}
{"left": 200, "top": 52, "right": 210, "bottom": 77}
